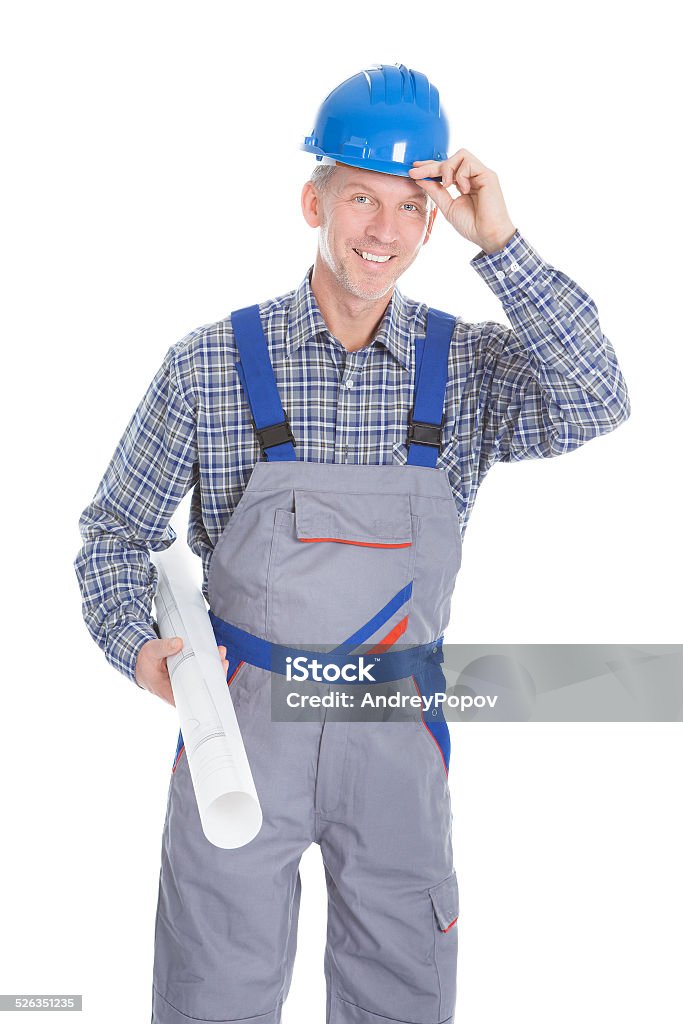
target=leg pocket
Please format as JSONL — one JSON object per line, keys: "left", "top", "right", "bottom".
{"left": 428, "top": 871, "right": 459, "bottom": 1020}
{"left": 429, "top": 871, "right": 459, "bottom": 933}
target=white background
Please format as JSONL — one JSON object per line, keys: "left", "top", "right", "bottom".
{"left": 1, "top": 1, "right": 681, "bottom": 1022}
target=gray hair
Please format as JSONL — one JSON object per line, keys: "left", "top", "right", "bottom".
{"left": 308, "top": 162, "right": 340, "bottom": 193}
{"left": 308, "top": 161, "right": 435, "bottom": 214}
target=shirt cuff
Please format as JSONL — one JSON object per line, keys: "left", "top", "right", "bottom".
{"left": 470, "top": 230, "right": 548, "bottom": 304}
{"left": 105, "top": 620, "right": 160, "bottom": 687}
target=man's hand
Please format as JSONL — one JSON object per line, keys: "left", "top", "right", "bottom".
{"left": 409, "top": 148, "right": 516, "bottom": 254}
{"left": 135, "top": 637, "right": 230, "bottom": 706}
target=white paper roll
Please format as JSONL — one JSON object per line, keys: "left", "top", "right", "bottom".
{"left": 151, "top": 541, "right": 262, "bottom": 849}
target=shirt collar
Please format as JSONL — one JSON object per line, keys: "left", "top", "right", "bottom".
{"left": 285, "top": 266, "right": 415, "bottom": 372}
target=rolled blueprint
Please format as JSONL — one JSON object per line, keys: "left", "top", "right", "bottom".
{"left": 151, "top": 541, "right": 262, "bottom": 849}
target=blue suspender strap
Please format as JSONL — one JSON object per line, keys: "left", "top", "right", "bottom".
{"left": 230, "top": 304, "right": 297, "bottom": 462}
{"left": 406, "top": 307, "right": 456, "bottom": 468}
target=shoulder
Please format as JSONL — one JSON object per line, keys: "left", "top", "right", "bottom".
{"left": 164, "top": 282, "right": 299, "bottom": 397}
{"left": 399, "top": 286, "right": 511, "bottom": 364}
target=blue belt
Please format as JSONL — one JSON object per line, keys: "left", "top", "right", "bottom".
{"left": 209, "top": 610, "right": 444, "bottom": 684}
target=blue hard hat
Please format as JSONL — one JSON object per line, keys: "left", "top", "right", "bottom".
{"left": 300, "top": 63, "right": 449, "bottom": 178}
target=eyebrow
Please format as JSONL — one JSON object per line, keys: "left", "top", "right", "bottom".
{"left": 342, "top": 180, "right": 427, "bottom": 202}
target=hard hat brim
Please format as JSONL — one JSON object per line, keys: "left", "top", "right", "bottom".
{"left": 301, "top": 145, "right": 440, "bottom": 181}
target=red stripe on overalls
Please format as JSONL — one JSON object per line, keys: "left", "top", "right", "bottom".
{"left": 366, "top": 615, "right": 409, "bottom": 654}
{"left": 299, "top": 538, "right": 411, "bottom": 548}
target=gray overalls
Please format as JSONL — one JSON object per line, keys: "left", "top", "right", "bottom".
{"left": 152, "top": 303, "right": 463, "bottom": 1024}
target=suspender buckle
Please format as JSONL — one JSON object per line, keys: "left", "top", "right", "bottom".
{"left": 253, "top": 411, "right": 297, "bottom": 458}
{"left": 406, "top": 408, "right": 445, "bottom": 451}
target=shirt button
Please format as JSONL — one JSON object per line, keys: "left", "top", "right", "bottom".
{"left": 495, "top": 270, "right": 506, "bottom": 281}
{"left": 345, "top": 379, "right": 355, "bottom": 389}
{"left": 510, "top": 261, "right": 520, "bottom": 272}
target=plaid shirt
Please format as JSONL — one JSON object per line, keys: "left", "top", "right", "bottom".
{"left": 74, "top": 230, "right": 630, "bottom": 684}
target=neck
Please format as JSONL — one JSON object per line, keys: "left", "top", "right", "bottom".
{"left": 309, "top": 256, "right": 393, "bottom": 352}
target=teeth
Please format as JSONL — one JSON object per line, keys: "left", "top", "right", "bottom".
{"left": 357, "top": 250, "right": 392, "bottom": 263}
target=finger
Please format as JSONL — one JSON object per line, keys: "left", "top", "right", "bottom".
{"left": 217, "top": 645, "right": 229, "bottom": 675}
{"left": 412, "top": 178, "right": 444, "bottom": 197}
{"left": 449, "top": 153, "right": 471, "bottom": 191}
{"left": 412, "top": 177, "right": 452, "bottom": 215}
{"left": 408, "top": 161, "right": 442, "bottom": 178}
{"left": 413, "top": 150, "right": 469, "bottom": 175}
{"left": 450, "top": 149, "right": 487, "bottom": 176}
{"left": 457, "top": 157, "right": 494, "bottom": 194}
{"left": 455, "top": 156, "right": 476, "bottom": 194}
{"left": 441, "top": 163, "right": 455, "bottom": 189}
{"left": 160, "top": 636, "right": 183, "bottom": 661}
{"left": 437, "top": 151, "right": 487, "bottom": 194}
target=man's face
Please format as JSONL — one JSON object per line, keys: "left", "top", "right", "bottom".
{"left": 302, "top": 163, "right": 437, "bottom": 301}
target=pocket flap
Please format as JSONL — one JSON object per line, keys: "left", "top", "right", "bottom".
{"left": 428, "top": 871, "right": 459, "bottom": 932}
{"left": 294, "top": 489, "right": 413, "bottom": 547}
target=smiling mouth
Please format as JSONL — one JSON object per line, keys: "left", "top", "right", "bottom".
{"left": 352, "top": 248, "right": 396, "bottom": 264}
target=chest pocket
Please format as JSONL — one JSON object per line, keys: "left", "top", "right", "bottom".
{"left": 266, "top": 489, "right": 418, "bottom": 647}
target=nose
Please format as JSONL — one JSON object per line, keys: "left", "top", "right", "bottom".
{"left": 364, "top": 205, "right": 399, "bottom": 248}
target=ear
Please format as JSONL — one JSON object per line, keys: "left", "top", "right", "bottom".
{"left": 422, "top": 204, "right": 438, "bottom": 246}
{"left": 301, "top": 181, "right": 322, "bottom": 228}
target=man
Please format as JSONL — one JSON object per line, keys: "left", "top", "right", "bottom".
{"left": 74, "top": 64, "right": 629, "bottom": 1024}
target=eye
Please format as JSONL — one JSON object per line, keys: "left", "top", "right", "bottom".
{"left": 403, "top": 203, "right": 419, "bottom": 212}
{"left": 353, "top": 195, "right": 372, "bottom": 204}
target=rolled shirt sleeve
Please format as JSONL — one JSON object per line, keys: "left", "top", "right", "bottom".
{"left": 73, "top": 340, "right": 199, "bottom": 685}
{"left": 469, "top": 230, "right": 631, "bottom": 466}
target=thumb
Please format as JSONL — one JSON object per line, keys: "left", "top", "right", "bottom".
{"left": 162, "top": 636, "right": 183, "bottom": 656}
{"left": 414, "top": 177, "right": 452, "bottom": 216}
